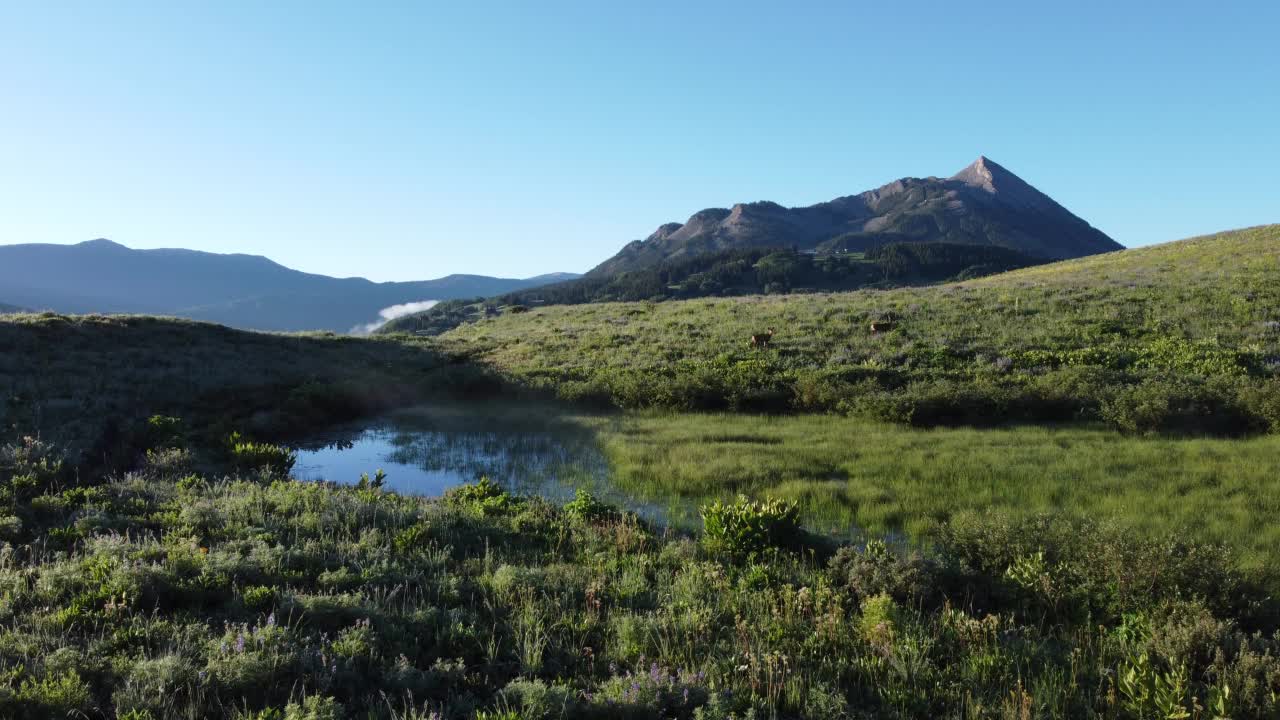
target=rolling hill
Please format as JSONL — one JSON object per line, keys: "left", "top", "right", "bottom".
{"left": 0, "top": 239, "right": 578, "bottom": 332}
{"left": 379, "top": 241, "right": 1049, "bottom": 335}
{"left": 429, "top": 224, "right": 1280, "bottom": 428}
{"left": 590, "top": 156, "right": 1122, "bottom": 276}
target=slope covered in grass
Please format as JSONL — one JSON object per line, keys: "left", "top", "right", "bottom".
{"left": 0, "top": 313, "right": 504, "bottom": 464}
{"left": 379, "top": 242, "right": 1048, "bottom": 336}
{"left": 432, "top": 225, "right": 1280, "bottom": 432}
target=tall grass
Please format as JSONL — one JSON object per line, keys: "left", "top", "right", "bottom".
{"left": 580, "top": 411, "right": 1280, "bottom": 570}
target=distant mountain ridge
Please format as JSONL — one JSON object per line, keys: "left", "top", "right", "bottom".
{"left": 590, "top": 156, "right": 1121, "bottom": 276}
{"left": 0, "top": 239, "right": 579, "bottom": 332}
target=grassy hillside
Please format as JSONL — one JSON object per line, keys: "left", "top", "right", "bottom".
{"left": 0, "top": 313, "right": 505, "bottom": 465}
{"left": 379, "top": 242, "right": 1047, "bottom": 336}
{"left": 427, "top": 225, "right": 1280, "bottom": 432}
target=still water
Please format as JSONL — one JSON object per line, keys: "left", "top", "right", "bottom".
{"left": 292, "top": 405, "right": 683, "bottom": 526}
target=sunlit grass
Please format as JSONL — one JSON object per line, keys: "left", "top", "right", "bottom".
{"left": 579, "top": 411, "right": 1280, "bottom": 569}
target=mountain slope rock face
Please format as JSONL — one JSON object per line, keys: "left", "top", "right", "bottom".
{"left": 589, "top": 156, "right": 1120, "bottom": 276}
{"left": 0, "top": 239, "right": 579, "bottom": 332}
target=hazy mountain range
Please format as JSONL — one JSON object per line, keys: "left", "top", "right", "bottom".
{"left": 1, "top": 156, "right": 1121, "bottom": 333}
{"left": 0, "top": 239, "right": 578, "bottom": 332}
{"left": 589, "top": 156, "right": 1121, "bottom": 276}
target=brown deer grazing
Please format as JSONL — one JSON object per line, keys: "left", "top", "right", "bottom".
{"left": 750, "top": 328, "right": 776, "bottom": 348}
{"left": 869, "top": 320, "right": 896, "bottom": 334}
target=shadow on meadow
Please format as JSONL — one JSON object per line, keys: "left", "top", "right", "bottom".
{"left": 0, "top": 313, "right": 523, "bottom": 474}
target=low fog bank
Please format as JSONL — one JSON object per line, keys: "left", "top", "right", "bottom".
{"left": 350, "top": 300, "right": 438, "bottom": 335}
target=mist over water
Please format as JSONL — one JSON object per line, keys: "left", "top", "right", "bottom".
{"left": 350, "top": 300, "right": 438, "bottom": 335}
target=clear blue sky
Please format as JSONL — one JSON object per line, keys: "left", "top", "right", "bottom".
{"left": 1, "top": 1, "right": 1276, "bottom": 281}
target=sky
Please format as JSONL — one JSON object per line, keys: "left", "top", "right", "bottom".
{"left": 1, "top": 1, "right": 1277, "bottom": 282}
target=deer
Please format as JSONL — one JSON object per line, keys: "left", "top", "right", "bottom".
{"left": 869, "top": 320, "right": 896, "bottom": 334}
{"left": 750, "top": 328, "right": 776, "bottom": 349}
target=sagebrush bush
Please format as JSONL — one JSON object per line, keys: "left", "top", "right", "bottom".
{"left": 828, "top": 539, "right": 937, "bottom": 605}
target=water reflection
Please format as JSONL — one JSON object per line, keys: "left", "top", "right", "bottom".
{"left": 292, "top": 406, "right": 682, "bottom": 526}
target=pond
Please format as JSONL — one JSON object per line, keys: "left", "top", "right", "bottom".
{"left": 292, "top": 404, "right": 686, "bottom": 527}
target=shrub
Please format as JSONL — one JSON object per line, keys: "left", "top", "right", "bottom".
{"left": 563, "top": 489, "right": 619, "bottom": 524}
{"left": 243, "top": 584, "right": 278, "bottom": 610}
{"left": 283, "top": 696, "right": 344, "bottom": 720}
{"left": 592, "top": 664, "right": 713, "bottom": 717}
{"left": 1237, "top": 379, "right": 1280, "bottom": 433}
{"left": 935, "top": 513, "right": 1275, "bottom": 629}
{"left": 858, "top": 593, "right": 900, "bottom": 645}
{"left": 0, "top": 670, "right": 93, "bottom": 719}
{"left": 144, "top": 415, "right": 184, "bottom": 449}
{"left": 228, "top": 432, "right": 297, "bottom": 475}
{"left": 1102, "top": 379, "right": 1259, "bottom": 435}
{"left": 443, "top": 477, "right": 522, "bottom": 515}
{"left": 829, "top": 539, "right": 936, "bottom": 605}
{"left": 701, "top": 495, "right": 800, "bottom": 556}
{"left": 494, "top": 678, "right": 577, "bottom": 718}
{"left": 0, "top": 436, "right": 64, "bottom": 509}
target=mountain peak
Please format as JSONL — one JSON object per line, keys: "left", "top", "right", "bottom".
{"left": 951, "top": 155, "right": 1013, "bottom": 192}
{"left": 950, "top": 156, "right": 1059, "bottom": 212}
{"left": 588, "top": 156, "right": 1121, "bottom": 275}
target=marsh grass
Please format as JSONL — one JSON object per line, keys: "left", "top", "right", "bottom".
{"left": 580, "top": 411, "right": 1280, "bottom": 570}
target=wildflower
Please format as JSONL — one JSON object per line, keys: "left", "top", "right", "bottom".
{"left": 266, "top": 612, "right": 276, "bottom": 627}
{"left": 235, "top": 634, "right": 245, "bottom": 653}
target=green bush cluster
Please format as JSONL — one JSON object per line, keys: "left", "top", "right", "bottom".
{"left": 228, "top": 432, "right": 298, "bottom": 475}
{"left": 443, "top": 476, "right": 523, "bottom": 515}
{"left": 700, "top": 495, "right": 801, "bottom": 556}
{"left": 563, "top": 489, "right": 620, "bottom": 524}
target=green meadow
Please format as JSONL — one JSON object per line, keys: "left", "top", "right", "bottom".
{"left": 1, "top": 225, "right": 1279, "bottom": 717}
{"left": 581, "top": 411, "right": 1280, "bottom": 570}
{"left": 431, "top": 225, "right": 1280, "bottom": 433}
